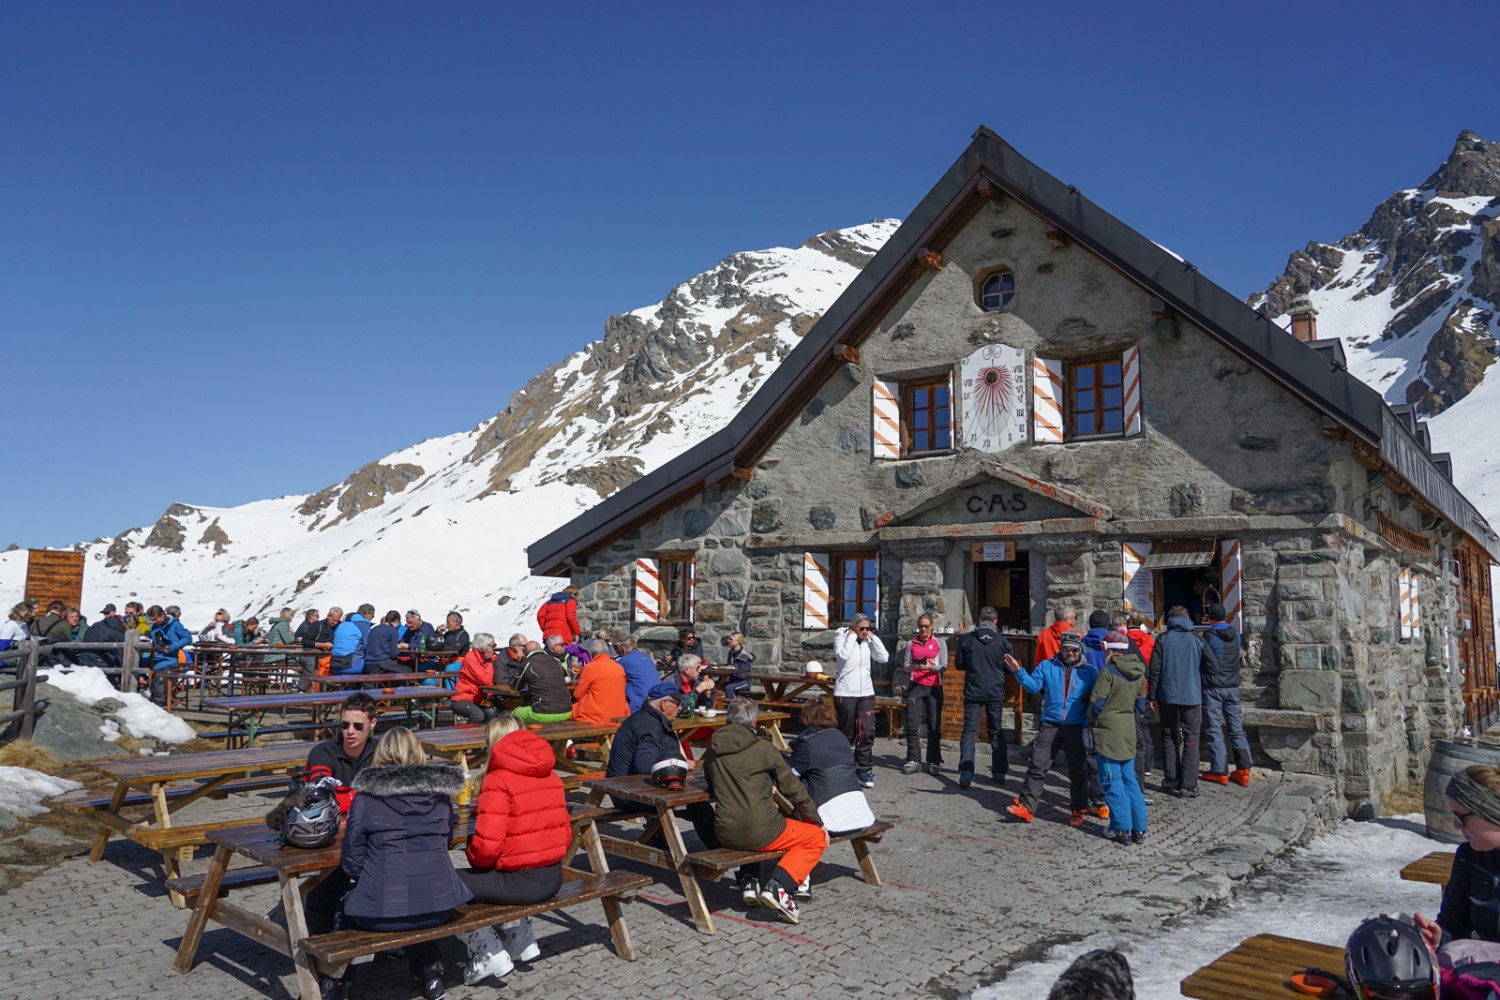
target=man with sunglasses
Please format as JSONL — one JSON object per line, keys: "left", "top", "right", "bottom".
{"left": 302, "top": 692, "right": 379, "bottom": 937}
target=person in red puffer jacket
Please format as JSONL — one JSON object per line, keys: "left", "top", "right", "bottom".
{"left": 455, "top": 715, "right": 572, "bottom": 986}
{"left": 452, "top": 634, "right": 499, "bottom": 724}
{"left": 536, "top": 587, "right": 582, "bottom": 644}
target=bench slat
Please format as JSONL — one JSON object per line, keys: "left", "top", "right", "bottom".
{"left": 164, "top": 865, "right": 279, "bottom": 901}
{"left": 135, "top": 819, "right": 263, "bottom": 851}
{"left": 62, "top": 775, "right": 288, "bottom": 813}
{"left": 684, "top": 821, "right": 893, "bottom": 877}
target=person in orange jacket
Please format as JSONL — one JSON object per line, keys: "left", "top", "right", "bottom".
{"left": 571, "top": 638, "right": 628, "bottom": 726}
{"left": 1033, "top": 602, "right": 1079, "bottom": 666}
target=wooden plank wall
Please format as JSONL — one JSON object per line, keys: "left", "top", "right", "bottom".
{"left": 24, "top": 550, "right": 85, "bottom": 610}
{"left": 1458, "top": 540, "right": 1498, "bottom": 731}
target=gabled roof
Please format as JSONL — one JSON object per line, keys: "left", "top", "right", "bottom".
{"left": 529, "top": 126, "right": 1500, "bottom": 574}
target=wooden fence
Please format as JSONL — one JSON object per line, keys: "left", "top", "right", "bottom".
{"left": 0, "top": 637, "right": 148, "bottom": 741}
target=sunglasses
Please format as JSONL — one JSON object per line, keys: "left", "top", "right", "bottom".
{"left": 339, "top": 721, "right": 367, "bottom": 732}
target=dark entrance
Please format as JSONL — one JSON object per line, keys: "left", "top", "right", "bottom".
{"left": 976, "top": 557, "right": 1030, "bottom": 630}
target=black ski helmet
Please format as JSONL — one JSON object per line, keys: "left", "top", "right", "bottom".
{"left": 648, "top": 754, "right": 690, "bottom": 791}
{"left": 1344, "top": 916, "right": 1439, "bottom": 999}
{"left": 278, "top": 782, "right": 340, "bottom": 849}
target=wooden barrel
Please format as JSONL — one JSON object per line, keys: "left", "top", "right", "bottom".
{"left": 1424, "top": 739, "right": 1500, "bottom": 843}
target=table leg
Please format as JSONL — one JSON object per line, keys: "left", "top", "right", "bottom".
{"left": 657, "top": 806, "right": 715, "bottom": 934}
{"left": 149, "top": 783, "right": 189, "bottom": 906}
{"left": 281, "top": 872, "right": 323, "bottom": 1000}
{"left": 89, "top": 781, "right": 128, "bottom": 861}
{"left": 173, "top": 843, "right": 230, "bottom": 973}
{"left": 766, "top": 720, "right": 789, "bottom": 752}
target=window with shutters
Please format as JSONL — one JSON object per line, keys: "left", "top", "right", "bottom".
{"left": 974, "top": 266, "right": 1016, "bottom": 312}
{"left": 659, "top": 554, "right": 694, "bottom": 623}
{"left": 902, "top": 379, "right": 952, "bottom": 455}
{"left": 1064, "top": 354, "right": 1125, "bottom": 440}
{"left": 832, "top": 551, "right": 880, "bottom": 628}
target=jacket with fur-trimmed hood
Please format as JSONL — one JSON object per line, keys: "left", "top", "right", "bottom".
{"left": 341, "top": 762, "right": 473, "bottom": 921}
{"left": 467, "top": 730, "right": 570, "bottom": 873}
{"left": 704, "top": 723, "right": 822, "bottom": 851}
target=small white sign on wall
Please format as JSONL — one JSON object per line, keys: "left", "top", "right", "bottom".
{"left": 960, "top": 343, "right": 1026, "bottom": 453}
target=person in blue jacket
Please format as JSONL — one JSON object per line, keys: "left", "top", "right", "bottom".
{"left": 145, "top": 604, "right": 192, "bottom": 704}
{"left": 616, "top": 635, "right": 661, "bottom": 712}
{"left": 1004, "top": 630, "right": 1098, "bottom": 827}
{"left": 330, "top": 605, "right": 370, "bottom": 675}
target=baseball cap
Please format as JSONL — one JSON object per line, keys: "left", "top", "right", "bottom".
{"left": 646, "top": 682, "right": 684, "bottom": 704}
{"left": 100, "top": 603, "right": 117, "bottom": 614}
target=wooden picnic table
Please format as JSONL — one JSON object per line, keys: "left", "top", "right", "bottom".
{"left": 419, "top": 720, "right": 621, "bottom": 781}
{"left": 201, "top": 687, "right": 451, "bottom": 747}
{"left": 75, "top": 741, "right": 315, "bottom": 906}
{"left": 311, "top": 671, "right": 445, "bottom": 687}
{"left": 172, "top": 803, "right": 622, "bottom": 1000}
{"left": 1180, "top": 933, "right": 1344, "bottom": 1000}
{"left": 1401, "top": 848, "right": 1453, "bottom": 891}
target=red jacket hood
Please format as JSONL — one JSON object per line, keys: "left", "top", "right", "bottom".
{"left": 488, "top": 730, "right": 556, "bottom": 779}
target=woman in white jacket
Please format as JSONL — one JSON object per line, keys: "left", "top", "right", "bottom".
{"left": 832, "top": 613, "right": 888, "bottom": 789}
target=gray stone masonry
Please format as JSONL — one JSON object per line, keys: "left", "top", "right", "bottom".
{"left": 1, "top": 741, "right": 1337, "bottom": 1000}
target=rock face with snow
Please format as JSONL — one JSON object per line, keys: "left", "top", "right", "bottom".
{"left": 1251, "top": 130, "right": 1500, "bottom": 513}
{"left": 0, "top": 222, "right": 900, "bottom": 632}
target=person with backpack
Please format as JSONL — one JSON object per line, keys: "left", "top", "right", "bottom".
{"left": 1200, "top": 602, "right": 1252, "bottom": 787}
{"left": 1088, "top": 631, "right": 1149, "bottom": 845}
{"left": 1004, "top": 630, "right": 1098, "bottom": 827}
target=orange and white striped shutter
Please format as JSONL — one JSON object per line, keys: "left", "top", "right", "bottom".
{"left": 1123, "top": 344, "right": 1143, "bottom": 436}
{"left": 1398, "top": 567, "right": 1413, "bottom": 639}
{"left": 687, "top": 557, "right": 697, "bottom": 621}
{"left": 1032, "top": 356, "right": 1064, "bottom": 443}
{"left": 633, "top": 557, "right": 661, "bottom": 624}
{"left": 1411, "top": 572, "right": 1422, "bottom": 639}
{"left": 1121, "top": 542, "right": 1154, "bottom": 618}
{"left": 871, "top": 378, "right": 901, "bottom": 459}
{"left": 802, "top": 552, "right": 830, "bottom": 629}
{"left": 1219, "top": 539, "right": 1243, "bottom": 630}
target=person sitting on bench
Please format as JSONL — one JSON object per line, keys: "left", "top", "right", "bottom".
{"left": 452, "top": 633, "right": 500, "bottom": 724}
{"left": 300, "top": 693, "right": 379, "bottom": 946}
{"left": 604, "top": 682, "right": 719, "bottom": 849}
{"left": 571, "top": 638, "right": 628, "bottom": 726}
{"left": 321, "top": 726, "right": 472, "bottom": 1000}
{"left": 455, "top": 714, "right": 570, "bottom": 986}
{"left": 512, "top": 639, "right": 573, "bottom": 726}
{"left": 704, "top": 697, "right": 827, "bottom": 926}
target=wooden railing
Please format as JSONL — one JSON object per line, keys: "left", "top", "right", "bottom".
{"left": 0, "top": 636, "right": 151, "bottom": 741}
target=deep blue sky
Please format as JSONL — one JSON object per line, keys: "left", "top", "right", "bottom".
{"left": 5, "top": 1, "right": 1498, "bottom": 547}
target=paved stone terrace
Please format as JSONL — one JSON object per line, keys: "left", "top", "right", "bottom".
{"left": 0, "top": 739, "right": 1336, "bottom": 1000}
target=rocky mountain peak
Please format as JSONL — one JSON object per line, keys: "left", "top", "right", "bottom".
{"left": 1422, "top": 130, "right": 1500, "bottom": 200}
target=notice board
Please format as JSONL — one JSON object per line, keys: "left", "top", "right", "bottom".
{"left": 25, "top": 550, "right": 85, "bottom": 610}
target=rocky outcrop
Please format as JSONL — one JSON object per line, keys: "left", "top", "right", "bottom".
{"left": 142, "top": 503, "right": 198, "bottom": 552}
{"left": 198, "top": 519, "right": 232, "bottom": 556}
{"left": 1405, "top": 302, "right": 1499, "bottom": 414}
{"left": 299, "top": 461, "right": 424, "bottom": 528}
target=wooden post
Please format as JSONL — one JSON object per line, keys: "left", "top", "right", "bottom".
{"left": 18, "top": 641, "right": 40, "bottom": 741}
{"left": 121, "top": 635, "right": 140, "bottom": 694}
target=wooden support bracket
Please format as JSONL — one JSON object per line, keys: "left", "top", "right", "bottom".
{"left": 976, "top": 178, "right": 1005, "bottom": 205}
{"left": 1044, "top": 228, "right": 1069, "bottom": 249}
{"left": 1149, "top": 296, "right": 1171, "bottom": 319}
{"left": 831, "top": 343, "right": 861, "bottom": 364}
{"left": 916, "top": 247, "right": 942, "bottom": 270}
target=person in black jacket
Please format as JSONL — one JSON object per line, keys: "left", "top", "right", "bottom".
{"left": 299, "top": 693, "right": 379, "bottom": 941}
{"left": 1200, "top": 602, "right": 1252, "bottom": 787}
{"left": 787, "top": 697, "right": 875, "bottom": 838}
{"left": 1416, "top": 765, "right": 1500, "bottom": 967}
{"left": 435, "top": 611, "right": 471, "bottom": 656}
{"left": 512, "top": 643, "right": 574, "bottom": 725}
{"left": 362, "top": 610, "right": 404, "bottom": 676}
{"left": 604, "top": 683, "right": 721, "bottom": 856}
{"left": 955, "top": 606, "right": 1015, "bottom": 789}
{"left": 77, "top": 606, "right": 126, "bottom": 670}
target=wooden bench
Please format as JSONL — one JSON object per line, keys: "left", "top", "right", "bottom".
{"left": 682, "top": 819, "right": 892, "bottom": 886}
{"left": 1401, "top": 849, "right": 1453, "bottom": 889}
{"left": 60, "top": 774, "right": 289, "bottom": 814}
{"left": 299, "top": 869, "right": 650, "bottom": 975}
{"left": 165, "top": 864, "right": 280, "bottom": 904}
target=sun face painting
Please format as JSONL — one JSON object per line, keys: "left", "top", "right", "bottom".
{"left": 960, "top": 343, "right": 1026, "bottom": 452}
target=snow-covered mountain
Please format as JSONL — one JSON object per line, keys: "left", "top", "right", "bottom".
{"left": 0, "top": 221, "right": 900, "bottom": 634}
{"left": 1250, "top": 130, "right": 1500, "bottom": 514}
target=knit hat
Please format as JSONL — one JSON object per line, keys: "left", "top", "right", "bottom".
{"left": 646, "top": 682, "right": 683, "bottom": 705}
{"left": 1058, "top": 631, "right": 1084, "bottom": 653}
{"left": 1103, "top": 630, "right": 1131, "bottom": 651}
{"left": 1087, "top": 610, "right": 1110, "bottom": 629}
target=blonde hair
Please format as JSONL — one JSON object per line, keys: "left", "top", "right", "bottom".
{"left": 485, "top": 713, "right": 521, "bottom": 748}
{"left": 1467, "top": 765, "right": 1500, "bottom": 796}
{"left": 564, "top": 585, "right": 581, "bottom": 598}
{"left": 8, "top": 603, "right": 30, "bottom": 622}
{"left": 371, "top": 727, "right": 424, "bottom": 768}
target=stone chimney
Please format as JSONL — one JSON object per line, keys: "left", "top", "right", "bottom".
{"left": 1288, "top": 281, "right": 1319, "bottom": 343}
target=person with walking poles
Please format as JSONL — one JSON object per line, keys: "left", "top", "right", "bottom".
{"left": 1148, "top": 605, "right": 1215, "bottom": 798}
{"left": 1004, "top": 630, "right": 1098, "bottom": 827}
{"left": 833, "top": 613, "right": 888, "bottom": 790}
{"left": 1088, "top": 631, "right": 1149, "bottom": 845}
{"left": 899, "top": 614, "right": 948, "bottom": 776}
{"left": 1199, "top": 602, "right": 1252, "bottom": 787}
{"left": 955, "top": 607, "right": 1014, "bottom": 788}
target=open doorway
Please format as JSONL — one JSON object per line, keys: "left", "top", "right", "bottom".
{"left": 1160, "top": 567, "right": 1221, "bottom": 623}
{"left": 1124, "top": 538, "right": 1236, "bottom": 626}
{"left": 976, "top": 556, "right": 1031, "bottom": 630}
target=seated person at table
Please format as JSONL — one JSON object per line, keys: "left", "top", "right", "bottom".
{"left": 604, "top": 682, "right": 719, "bottom": 849}
{"left": 434, "top": 611, "right": 471, "bottom": 657}
{"left": 452, "top": 633, "right": 500, "bottom": 724}
{"left": 145, "top": 604, "right": 193, "bottom": 704}
{"left": 784, "top": 696, "right": 874, "bottom": 902}
{"left": 398, "top": 609, "right": 436, "bottom": 663}
{"left": 705, "top": 697, "right": 827, "bottom": 926}
{"left": 298, "top": 693, "right": 379, "bottom": 942}
{"left": 616, "top": 634, "right": 660, "bottom": 713}
{"left": 497, "top": 633, "right": 529, "bottom": 688}
{"left": 455, "top": 714, "right": 570, "bottom": 985}
{"left": 665, "top": 627, "right": 703, "bottom": 670}
{"left": 1417, "top": 764, "right": 1500, "bottom": 967}
{"left": 571, "top": 638, "right": 628, "bottom": 726}
{"left": 721, "top": 631, "right": 756, "bottom": 701}
{"left": 363, "top": 610, "right": 404, "bottom": 675}
{"left": 511, "top": 640, "right": 573, "bottom": 725}
{"left": 321, "top": 727, "right": 471, "bottom": 1000}
{"left": 668, "top": 653, "right": 718, "bottom": 716}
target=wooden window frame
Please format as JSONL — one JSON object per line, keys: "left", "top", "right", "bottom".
{"left": 901, "top": 378, "right": 953, "bottom": 456}
{"left": 1063, "top": 353, "right": 1126, "bottom": 442}
{"left": 831, "top": 550, "right": 880, "bottom": 629}
{"left": 659, "top": 553, "right": 693, "bottom": 624}
{"left": 974, "top": 266, "right": 1017, "bottom": 312}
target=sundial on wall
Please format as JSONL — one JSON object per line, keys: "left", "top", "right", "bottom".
{"left": 960, "top": 343, "right": 1026, "bottom": 453}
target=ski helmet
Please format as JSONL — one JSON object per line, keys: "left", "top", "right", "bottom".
{"left": 648, "top": 754, "right": 690, "bottom": 791}
{"left": 1344, "top": 916, "right": 1439, "bottom": 999}
{"left": 278, "top": 783, "right": 340, "bottom": 849}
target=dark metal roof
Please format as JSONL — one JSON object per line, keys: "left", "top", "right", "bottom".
{"left": 527, "top": 127, "right": 1500, "bottom": 574}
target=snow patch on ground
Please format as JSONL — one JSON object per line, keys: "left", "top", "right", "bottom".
{"left": 44, "top": 665, "right": 196, "bottom": 743}
{"left": 0, "top": 767, "right": 83, "bottom": 818}
{"left": 99, "top": 719, "right": 121, "bottom": 742}
{"left": 972, "top": 816, "right": 1441, "bottom": 1000}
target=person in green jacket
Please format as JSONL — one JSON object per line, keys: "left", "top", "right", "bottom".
{"left": 1088, "top": 631, "right": 1149, "bottom": 845}
{"left": 260, "top": 607, "right": 296, "bottom": 664}
{"left": 703, "top": 698, "right": 827, "bottom": 925}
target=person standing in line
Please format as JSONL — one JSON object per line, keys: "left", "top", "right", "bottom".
{"left": 1148, "top": 605, "right": 1215, "bottom": 799}
{"left": 899, "top": 614, "right": 948, "bottom": 777}
{"left": 1113, "top": 609, "right": 1157, "bottom": 802}
{"left": 832, "top": 613, "right": 888, "bottom": 790}
{"left": 1033, "top": 602, "right": 1078, "bottom": 666}
{"left": 1199, "top": 602, "right": 1252, "bottom": 787}
{"left": 956, "top": 607, "right": 1016, "bottom": 789}
{"left": 1004, "top": 631, "right": 1098, "bottom": 827}
{"left": 1088, "top": 631, "right": 1149, "bottom": 845}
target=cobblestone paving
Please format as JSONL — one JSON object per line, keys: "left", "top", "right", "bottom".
{"left": 0, "top": 739, "right": 1333, "bottom": 1000}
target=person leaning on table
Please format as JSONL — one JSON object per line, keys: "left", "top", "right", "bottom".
{"left": 298, "top": 692, "right": 379, "bottom": 941}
